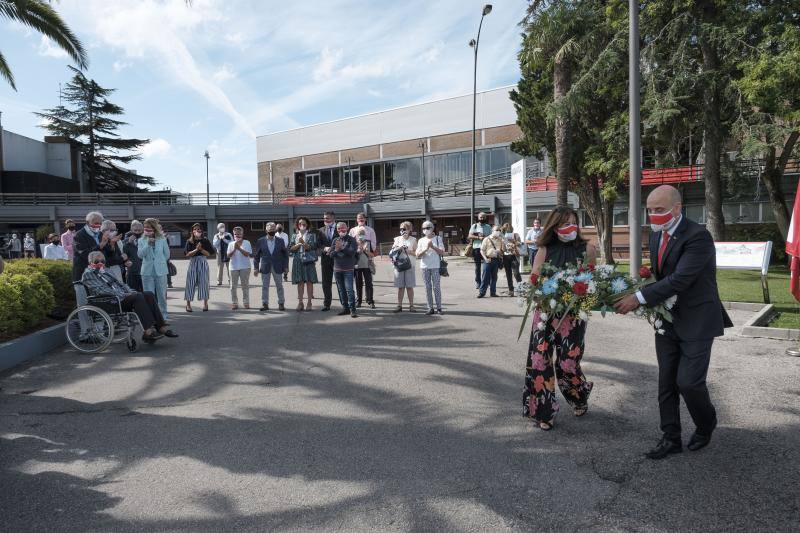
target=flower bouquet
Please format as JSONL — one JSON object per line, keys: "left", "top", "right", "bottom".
{"left": 515, "top": 260, "right": 599, "bottom": 340}
{"left": 517, "top": 262, "right": 676, "bottom": 339}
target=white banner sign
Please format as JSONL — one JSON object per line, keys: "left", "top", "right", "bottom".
{"left": 510, "top": 159, "right": 526, "bottom": 272}
{"left": 714, "top": 241, "right": 772, "bottom": 275}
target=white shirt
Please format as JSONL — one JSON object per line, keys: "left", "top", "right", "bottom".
{"left": 276, "top": 231, "right": 289, "bottom": 247}
{"left": 43, "top": 243, "right": 69, "bottom": 260}
{"left": 349, "top": 224, "right": 377, "bottom": 249}
{"left": 392, "top": 235, "right": 417, "bottom": 266}
{"left": 416, "top": 235, "right": 443, "bottom": 269}
{"left": 636, "top": 214, "right": 683, "bottom": 305}
{"left": 526, "top": 228, "right": 543, "bottom": 247}
{"left": 227, "top": 239, "right": 253, "bottom": 271}
{"left": 23, "top": 237, "right": 35, "bottom": 251}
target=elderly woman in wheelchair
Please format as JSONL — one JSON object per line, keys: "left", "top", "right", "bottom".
{"left": 67, "top": 251, "right": 178, "bottom": 352}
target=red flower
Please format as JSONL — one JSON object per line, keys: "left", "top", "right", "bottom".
{"left": 587, "top": 263, "right": 596, "bottom": 271}
{"left": 530, "top": 273, "right": 539, "bottom": 285}
{"left": 573, "top": 281, "right": 588, "bottom": 296}
{"left": 639, "top": 266, "right": 652, "bottom": 279}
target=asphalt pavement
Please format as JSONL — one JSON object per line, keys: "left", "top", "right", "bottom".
{"left": 1, "top": 258, "right": 798, "bottom": 532}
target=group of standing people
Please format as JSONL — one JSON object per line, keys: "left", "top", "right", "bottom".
{"left": 467, "top": 212, "right": 527, "bottom": 298}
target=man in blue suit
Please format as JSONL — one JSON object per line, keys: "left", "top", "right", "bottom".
{"left": 253, "top": 222, "right": 289, "bottom": 311}
{"left": 615, "top": 185, "right": 733, "bottom": 460}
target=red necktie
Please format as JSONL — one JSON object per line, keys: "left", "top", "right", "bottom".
{"left": 658, "top": 231, "right": 669, "bottom": 268}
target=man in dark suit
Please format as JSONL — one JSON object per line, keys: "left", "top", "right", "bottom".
{"left": 615, "top": 185, "right": 732, "bottom": 460}
{"left": 318, "top": 210, "right": 337, "bottom": 311}
{"left": 72, "top": 211, "right": 106, "bottom": 281}
{"left": 253, "top": 222, "right": 289, "bottom": 311}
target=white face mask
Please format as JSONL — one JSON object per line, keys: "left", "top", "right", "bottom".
{"left": 557, "top": 231, "right": 577, "bottom": 242}
{"left": 492, "top": 230, "right": 501, "bottom": 238}
{"left": 423, "top": 228, "right": 433, "bottom": 236}
{"left": 649, "top": 211, "right": 677, "bottom": 233}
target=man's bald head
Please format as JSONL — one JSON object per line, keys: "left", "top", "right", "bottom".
{"left": 646, "top": 185, "right": 682, "bottom": 226}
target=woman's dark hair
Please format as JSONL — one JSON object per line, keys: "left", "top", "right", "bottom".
{"left": 537, "top": 206, "right": 588, "bottom": 248}
{"left": 295, "top": 216, "right": 310, "bottom": 229}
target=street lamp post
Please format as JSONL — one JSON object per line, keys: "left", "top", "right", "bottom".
{"left": 418, "top": 139, "right": 426, "bottom": 200}
{"left": 204, "top": 150, "right": 210, "bottom": 206}
{"left": 469, "top": 4, "right": 492, "bottom": 224}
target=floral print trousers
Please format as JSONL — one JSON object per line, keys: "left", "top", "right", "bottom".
{"left": 522, "top": 311, "right": 594, "bottom": 423}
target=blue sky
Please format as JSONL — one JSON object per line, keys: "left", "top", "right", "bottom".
{"left": 0, "top": 0, "right": 526, "bottom": 193}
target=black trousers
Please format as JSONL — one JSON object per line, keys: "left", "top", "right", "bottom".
{"left": 122, "top": 291, "right": 165, "bottom": 331}
{"left": 127, "top": 273, "right": 143, "bottom": 292}
{"left": 473, "top": 250, "right": 483, "bottom": 287}
{"left": 502, "top": 255, "right": 521, "bottom": 291}
{"left": 355, "top": 268, "right": 374, "bottom": 305}
{"left": 655, "top": 332, "right": 717, "bottom": 442}
{"left": 321, "top": 256, "right": 334, "bottom": 307}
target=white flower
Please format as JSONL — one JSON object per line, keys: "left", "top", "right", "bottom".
{"left": 566, "top": 276, "right": 575, "bottom": 285}
{"left": 587, "top": 281, "right": 597, "bottom": 294}
{"left": 579, "top": 310, "right": 589, "bottom": 321}
{"left": 664, "top": 295, "right": 677, "bottom": 310}
{"left": 535, "top": 290, "right": 542, "bottom": 296}
{"left": 654, "top": 318, "right": 663, "bottom": 328}
{"left": 540, "top": 312, "right": 549, "bottom": 322}
{"left": 657, "top": 328, "right": 665, "bottom": 335}
{"left": 549, "top": 298, "right": 557, "bottom": 309}
{"left": 634, "top": 307, "right": 645, "bottom": 316}
{"left": 537, "top": 321, "right": 546, "bottom": 331}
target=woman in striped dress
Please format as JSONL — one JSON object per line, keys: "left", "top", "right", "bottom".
{"left": 184, "top": 223, "right": 214, "bottom": 312}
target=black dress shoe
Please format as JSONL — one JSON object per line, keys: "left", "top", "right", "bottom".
{"left": 350, "top": 311, "right": 358, "bottom": 318}
{"left": 260, "top": 304, "right": 269, "bottom": 311}
{"left": 278, "top": 304, "right": 285, "bottom": 311}
{"left": 337, "top": 309, "right": 349, "bottom": 316}
{"left": 645, "top": 438, "right": 682, "bottom": 460}
{"left": 321, "top": 306, "right": 330, "bottom": 312}
{"left": 163, "top": 330, "right": 179, "bottom": 338}
{"left": 687, "top": 432, "right": 712, "bottom": 451}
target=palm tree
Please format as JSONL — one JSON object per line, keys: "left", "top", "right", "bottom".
{"left": 0, "top": 0, "right": 87, "bottom": 90}
{"left": 521, "top": 0, "right": 604, "bottom": 207}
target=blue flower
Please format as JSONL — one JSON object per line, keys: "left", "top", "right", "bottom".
{"left": 541, "top": 278, "right": 558, "bottom": 295}
{"left": 574, "top": 272, "right": 593, "bottom": 283}
{"left": 611, "top": 278, "right": 629, "bottom": 294}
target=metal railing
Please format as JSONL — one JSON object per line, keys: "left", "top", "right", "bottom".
{"left": 0, "top": 191, "right": 368, "bottom": 207}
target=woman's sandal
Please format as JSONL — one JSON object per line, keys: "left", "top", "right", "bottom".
{"left": 538, "top": 421, "right": 554, "bottom": 431}
{"left": 306, "top": 300, "right": 313, "bottom": 311}
{"left": 296, "top": 302, "right": 304, "bottom": 312}
{"left": 574, "top": 405, "right": 588, "bottom": 417}
{"left": 185, "top": 305, "right": 193, "bottom": 313}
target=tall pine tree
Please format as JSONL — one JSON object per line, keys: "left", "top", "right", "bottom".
{"left": 36, "top": 66, "right": 155, "bottom": 192}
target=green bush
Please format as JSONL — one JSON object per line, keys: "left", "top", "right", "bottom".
{"left": 726, "top": 223, "right": 787, "bottom": 264}
{"left": 2, "top": 258, "right": 74, "bottom": 310}
{"left": 0, "top": 272, "right": 54, "bottom": 341}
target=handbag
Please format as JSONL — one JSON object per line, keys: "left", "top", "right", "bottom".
{"left": 391, "top": 248, "right": 412, "bottom": 272}
{"left": 439, "top": 258, "right": 449, "bottom": 277}
{"left": 167, "top": 261, "right": 177, "bottom": 276}
{"left": 462, "top": 244, "right": 474, "bottom": 258}
{"left": 298, "top": 233, "right": 317, "bottom": 264}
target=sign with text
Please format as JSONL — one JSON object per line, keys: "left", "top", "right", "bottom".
{"left": 511, "top": 159, "right": 526, "bottom": 272}
{"left": 714, "top": 241, "right": 772, "bottom": 276}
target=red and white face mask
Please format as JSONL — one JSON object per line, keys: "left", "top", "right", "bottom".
{"left": 649, "top": 211, "right": 675, "bottom": 232}
{"left": 556, "top": 224, "right": 578, "bottom": 242}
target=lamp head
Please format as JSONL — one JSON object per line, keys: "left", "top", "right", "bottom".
{"left": 482, "top": 4, "right": 492, "bottom": 16}
{"left": 469, "top": 38, "right": 476, "bottom": 47}
{"left": 204, "top": 150, "right": 210, "bottom": 159}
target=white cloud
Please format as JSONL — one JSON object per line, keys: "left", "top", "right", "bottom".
{"left": 37, "top": 36, "right": 69, "bottom": 59}
{"left": 312, "top": 47, "right": 343, "bottom": 82}
{"left": 142, "top": 138, "right": 171, "bottom": 158}
{"left": 112, "top": 60, "right": 131, "bottom": 72}
{"left": 212, "top": 64, "right": 236, "bottom": 82}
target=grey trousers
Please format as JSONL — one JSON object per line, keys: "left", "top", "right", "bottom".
{"left": 261, "top": 271, "right": 285, "bottom": 305}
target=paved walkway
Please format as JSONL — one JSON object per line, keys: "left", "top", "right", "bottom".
{"left": 1, "top": 259, "right": 798, "bottom": 532}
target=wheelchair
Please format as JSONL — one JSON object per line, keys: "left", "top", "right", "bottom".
{"left": 66, "top": 282, "right": 144, "bottom": 353}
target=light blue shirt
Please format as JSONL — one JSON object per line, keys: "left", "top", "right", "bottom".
{"left": 137, "top": 236, "right": 170, "bottom": 277}
{"left": 267, "top": 237, "right": 275, "bottom": 254}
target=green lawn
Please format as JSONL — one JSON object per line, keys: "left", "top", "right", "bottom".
{"left": 521, "top": 261, "right": 799, "bottom": 329}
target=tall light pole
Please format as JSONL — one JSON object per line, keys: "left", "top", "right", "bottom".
{"left": 204, "top": 150, "right": 210, "bottom": 206}
{"left": 469, "top": 4, "right": 492, "bottom": 224}
{"left": 418, "top": 139, "right": 426, "bottom": 200}
{"left": 628, "top": 0, "right": 642, "bottom": 275}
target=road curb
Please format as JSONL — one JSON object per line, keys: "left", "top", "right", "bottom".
{"left": 729, "top": 301, "right": 800, "bottom": 341}
{"left": 0, "top": 323, "right": 66, "bottom": 373}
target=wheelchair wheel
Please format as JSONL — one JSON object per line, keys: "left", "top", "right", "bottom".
{"left": 66, "top": 305, "right": 114, "bottom": 353}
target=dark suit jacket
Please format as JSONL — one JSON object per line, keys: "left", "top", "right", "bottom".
{"left": 253, "top": 236, "right": 289, "bottom": 275}
{"left": 641, "top": 217, "right": 733, "bottom": 341}
{"left": 318, "top": 224, "right": 337, "bottom": 266}
{"left": 72, "top": 228, "right": 102, "bottom": 281}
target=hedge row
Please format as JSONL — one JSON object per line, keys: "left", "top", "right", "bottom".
{"left": 0, "top": 259, "right": 71, "bottom": 341}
